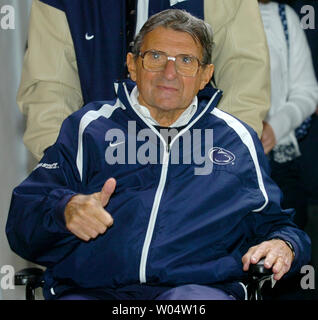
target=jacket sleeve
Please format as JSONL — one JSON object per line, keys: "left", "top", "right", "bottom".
{"left": 268, "top": 6, "right": 318, "bottom": 142}
{"left": 6, "top": 115, "right": 83, "bottom": 268}
{"left": 204, "top": 0, "right": 271, "bottom": 137}
{"left": 17, "top": 0, "right": 83, "bottom": 161}
{"left": 243, "top": 131, "right": 311, "bottom": 275}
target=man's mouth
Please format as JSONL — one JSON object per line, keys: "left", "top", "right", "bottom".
{"left": 157, "top": 85, "right": 178, "bottom": 92}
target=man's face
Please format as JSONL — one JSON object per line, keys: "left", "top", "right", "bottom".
{"left": 127, "top": 27, "right": 214, "bottom": 118}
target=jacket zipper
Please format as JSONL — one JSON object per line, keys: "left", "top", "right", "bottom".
{"left": 122, "top": 83, "right": 220, "bottom": 283}
{"left": 139, "top": 145, "right": 170, "bottom": 283}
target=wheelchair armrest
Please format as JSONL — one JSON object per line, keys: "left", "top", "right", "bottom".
{"left": 15, "top": 267, "right": 44, "bottom": 286}
{"left": 248, "top": 258, "right": 273, "bottom": 279}
{"left": 15, "top": 268, "right": 45, "bottom": 300}
{"left": 247, "top": 258, "right": 274, "bottom": 300}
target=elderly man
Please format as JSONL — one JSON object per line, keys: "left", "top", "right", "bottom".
{"left": 7, "top": 10, "right": 310, "bottom": 300}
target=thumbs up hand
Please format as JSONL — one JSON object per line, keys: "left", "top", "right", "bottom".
{"left": 64, "top": 178, "right": 116, "bottom": 241}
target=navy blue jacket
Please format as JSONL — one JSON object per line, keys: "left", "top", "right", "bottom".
{"left": 6, "top": 81, "right": 311, "bottom": 299}
{"left": 39, "top": 0, "right": 204, "bottom": 104}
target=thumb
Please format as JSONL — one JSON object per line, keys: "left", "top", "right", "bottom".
{"left": 100, "top": 177, "right": 116, "bottom": 207}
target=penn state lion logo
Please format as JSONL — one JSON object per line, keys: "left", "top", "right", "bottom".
{"left": 208, "top": 147, "right": 235, "bottom": 165}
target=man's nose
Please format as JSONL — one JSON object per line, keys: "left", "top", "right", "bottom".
{"left": 162, "top": 59, "right": 178, "bottom": 80}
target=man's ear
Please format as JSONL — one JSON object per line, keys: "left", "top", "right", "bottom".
{"left": 127, "top": 52, "right": 137, "bottom": 82}
{"left": 199, "top": 64, "right": 214, "bottom": 90}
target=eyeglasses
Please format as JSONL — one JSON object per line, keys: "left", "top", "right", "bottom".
{"left": 139, "top": 50, "right": 204, "bottom": 77}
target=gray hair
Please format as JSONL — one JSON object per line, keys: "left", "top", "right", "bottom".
{"left": 132, "top": 9, "right": 213, "bottom": 65}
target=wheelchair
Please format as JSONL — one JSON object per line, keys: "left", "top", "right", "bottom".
{"left": 14, "top": 259, "right": 273, "bottom": 300}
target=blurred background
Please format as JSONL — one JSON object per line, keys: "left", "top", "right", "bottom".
{"left": 0, "top": 0, "right": 33, "bottom": 300}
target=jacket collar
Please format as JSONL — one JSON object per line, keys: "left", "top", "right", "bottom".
{"left": 115, "top": 79, "right": 223, "bottom": 128}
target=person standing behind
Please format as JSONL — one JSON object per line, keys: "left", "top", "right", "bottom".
{"left": 259, "top": 0, "right": 318, "bottom": 229}
{"left": 291, "top": 0, "right": 318, "bottom": 214}
{"left": 17, "top": 0, "right": 271, "bottom": 161}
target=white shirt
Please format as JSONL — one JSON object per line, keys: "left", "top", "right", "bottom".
{"left": 259, "top": 2, "right": 318, "bottom": 157}
{"left": 130, "top": 85, "right": 198, "bottom": 127}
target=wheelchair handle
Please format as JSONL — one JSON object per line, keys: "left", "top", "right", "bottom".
{"left": 248, "top": 258, "right": 273, "bottom": 278}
